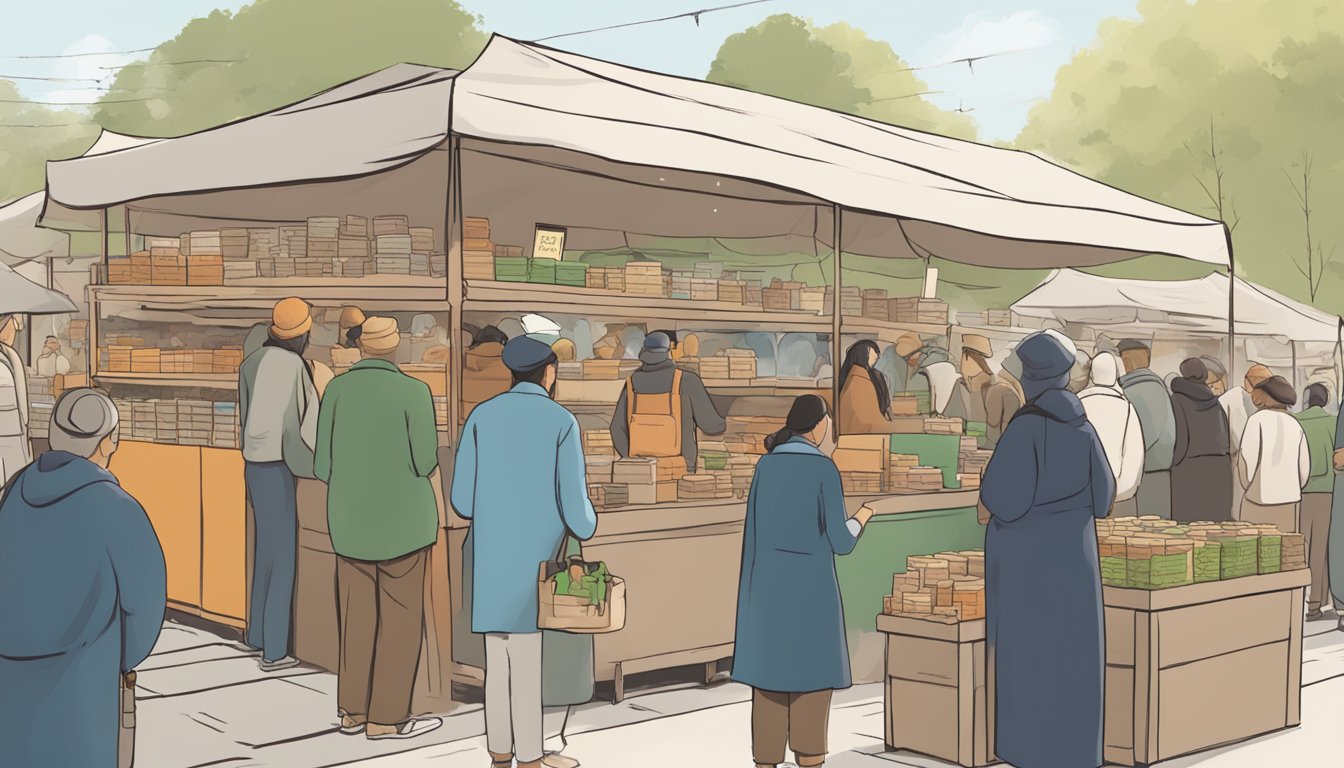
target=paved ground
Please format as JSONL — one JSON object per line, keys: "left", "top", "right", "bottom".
{"left": 138, "top": 613, "right": 1344, "bottom": 767}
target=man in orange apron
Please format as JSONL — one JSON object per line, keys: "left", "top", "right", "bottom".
{"left": 610, "top": 332, "right": 726, "bottom": 472}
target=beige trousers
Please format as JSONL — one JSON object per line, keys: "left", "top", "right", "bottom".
{"left": 752, "top": 688, "right": 833, "bottom": 767}
{"left": 486, "top": 632, "right": 544, "bottom": 763}
{"left": 1239, "top": 499, "right": 1300, "bottom": 533}
{"left": 1302, "top": 493, "right": 1333, "bottom": 611}
{"left": 336, "top": 548, "right": 428, "bottom": 727}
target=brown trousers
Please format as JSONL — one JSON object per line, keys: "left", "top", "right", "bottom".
{"left": 337, "top": 547, "right": 428, "bottom": 727}
{"left": 1239, "top": 499, "right": 1299, "bottom": 533}
{"left": 752, "top": 688, "right": 833, "bottom": 767}
{"left": 1302, "top": 493, "right": 1333, "bottom": 611}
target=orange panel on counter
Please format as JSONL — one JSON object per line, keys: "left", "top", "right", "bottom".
{"left": 201, "top": 448, "right": 247, "bottom": 625}
{"left": 111, "top": 441, "right": 202, "bottom": 611}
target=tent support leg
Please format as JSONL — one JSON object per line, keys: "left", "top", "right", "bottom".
{"left": 831, "top": 204, "right": 842, "bottom": 426}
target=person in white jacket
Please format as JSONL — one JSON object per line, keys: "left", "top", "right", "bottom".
{"left": 1238, "top": 375, "right": 1311, "bottom": 532}
{"left": 0, "top": 314, "right": 32, "bottom": 489}
{"left": 1079, "top": 352, "right": 1145, "bottom": 517}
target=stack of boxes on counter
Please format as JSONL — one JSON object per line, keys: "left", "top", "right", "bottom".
{"left": 1095, "top": 517, "right": 1306, "bottom": 590}
{"left": 883, "top": 551, "right": 987, "bottom": 624}
{"left": 25, "top": 376, "right": 56, "bottom": 440}
{"left": 580, "top": 422, "right": 778, "bottom": 511}
{"left": 108, "top": 216, "right": 445, "bottom": 285}
{"left": 110, "top": 398, "right": 239, "bottom": 449}
{"left": 102, "top": 335, "right": 244, "bottom": 376}
{"left": 680, "top": 349, "right": 757, "bottom": 383}
{"left": 830, "top": 432, "right": 987, "bottom": 495}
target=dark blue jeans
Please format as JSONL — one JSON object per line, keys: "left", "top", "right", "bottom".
{"left": 244, "top": 461, "right": 297, "bottom": 662}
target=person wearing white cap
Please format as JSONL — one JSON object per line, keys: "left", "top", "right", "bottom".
{"left": 0, "top": 387, "right": 166, "bottom": 768}
{"left": 451, "top": 336, "right": 598, "bottom": 768}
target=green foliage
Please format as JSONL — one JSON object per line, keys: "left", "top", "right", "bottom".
{"left": 93, "top": 0, "right": 488, "bottom": 137}
{"left": 1016, "top": 0, "right": 1344, "bottom": 313}
{"left": 0, "top": 80, "right": 99, "bottom": 203}
{"left": 707, "top": 14, "right": 978, "bottom": 141}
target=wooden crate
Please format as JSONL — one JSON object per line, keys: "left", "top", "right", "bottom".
{"left": 880, "top": 614, "right": 993, "bottom": 767}
{"left": 1101, "top": 570, "right": 1307, "bottom": 765}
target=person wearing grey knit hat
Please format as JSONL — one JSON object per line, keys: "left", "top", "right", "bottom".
{"left": 0, "top": 387, "right": 166, "bottom": 768}
{"left": 1239, "top": 375, "right": 1311, "bottom": 534}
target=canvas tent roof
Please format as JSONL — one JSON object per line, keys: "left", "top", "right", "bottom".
{"left": 0, "top": 260, "right": 78, "bottom": 315}
{"left": 0, "top": 192, "right": 67, "bottom": 267}
{"left": 42, "top": 36, "right": 1228, "bottom": 270}
{"left": 1011, "top": 269, "right": 1340, "bottom": 343}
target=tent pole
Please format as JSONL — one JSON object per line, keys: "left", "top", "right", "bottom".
{"left": 1291, "top": 342, "right": 1298, "bottom": 397}
{"left": 832, "top": 204, "right": 843, "bottom": 428}
{"left": 446, "top": 136, "right": 463, "bottom": 445}
{"left": 123, "top": 205, "right": 132, "bottom": 258}
{"left": 1225, "top": 224, "right": 1236, "bottom": 507}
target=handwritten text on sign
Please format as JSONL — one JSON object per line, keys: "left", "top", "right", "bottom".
{"left": 533, "top": 226, "right": 567, "bottom": 261}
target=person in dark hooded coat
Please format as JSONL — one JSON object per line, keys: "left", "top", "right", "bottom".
{"left": 1169, "top": 358, "right": 1233, "bottom": 522}
{"left": 978, "top": 332, "right": 1114, "bottom": 768}
{"left": 0, "top": 388, "right": 166, "bottom": 768}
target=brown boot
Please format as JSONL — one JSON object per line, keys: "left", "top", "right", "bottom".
{"left": 489, "top": 751, "right": 512, "bottom": 767}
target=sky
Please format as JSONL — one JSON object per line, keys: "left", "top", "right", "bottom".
{"left": 0, "top": 0, "right": 1139, "bottom": 142}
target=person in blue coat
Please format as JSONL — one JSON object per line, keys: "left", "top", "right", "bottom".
{"left": 451, "top": 336, "right": 598, "bottom": 768}
{"left": 978, "top": 332, "right": 1114, "bottom": 768}
{"left": 733, "top": 394, "right": 875, "bottom": 768}
{"left": 0, "top": 388, "right": 167, "bottom": 768}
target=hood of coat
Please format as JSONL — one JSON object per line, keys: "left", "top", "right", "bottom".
{"left": 243, "top": 323, "right": 269, "bottom": 359}
{"left": 919, "top": 361, "right": 961, "bottom": 414}
{"left": 1171, "top": 375, "right": 1220, "bottom": 409}
{"left": 16, "top": 450, "right": 120, "bottom": 508}
{"left": 465, "top": 342, "right": 505, "bottom": 372}
{"left": 639, "top": 348, "right": 671, "bottom": 367}
{"left": 1119, "top": 367, "right": 1165, "bottom": 391}
{"left": 1088, "top": 352, "right": 1122, "bottom": 390}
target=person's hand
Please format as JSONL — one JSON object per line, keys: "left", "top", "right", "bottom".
{"left": 852, "top": 504, "right": 876, "bottom": 528}
{"left": 977, "top": 500, "right": 992, "bottom": 525}
{"left": 1333, "top": 448, "right": 1344, "bottom": 472}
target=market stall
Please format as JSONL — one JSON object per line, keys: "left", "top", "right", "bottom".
{"left": 38, "top": 35, "right": 1231, "bottom": 706}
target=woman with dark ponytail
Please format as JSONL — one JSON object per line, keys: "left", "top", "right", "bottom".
{"left": 837, "top": 339, "right": 893, "bottom": 436}
{"left": 734, "top": 394, "right": 875, "bottom": 768}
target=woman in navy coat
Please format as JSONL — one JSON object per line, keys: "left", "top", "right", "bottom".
{"left": 734, "top": 395, "right": 874, "bottom": 768}
{"left": 979, "top": 332, "right": 1114, "bottom": 768}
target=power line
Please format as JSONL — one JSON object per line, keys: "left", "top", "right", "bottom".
{"left": 0, "top": 74, "right": 102, "bottom": 84}
{"left": 100, "top": 59, "right": 240, "bottom": 71}
{"left": 867, "top": 90, "right": 942, "bottom": 105}
{"left": 0, "top": 122, "right": 93, "bottom": 128}
{"left": 1, "top": 47, "right": 156, "bottom": 60}
{"left": 535, "top": 0, "right": 780, "bottom": 42}
{"left": 897, "top": 44, "right": 1050, "bottom": 74}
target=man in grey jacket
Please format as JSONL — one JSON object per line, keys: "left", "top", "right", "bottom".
{"left": 1118, "top": 340, "right": 1176, "bottom": 519}
{"left": 611, "top": 332, "right": 726, "bottom": 470}
{"left": 238, "top": 298, "right": 319, "bottom": 671}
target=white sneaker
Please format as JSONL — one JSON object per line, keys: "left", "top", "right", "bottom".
{"left": 366, "top": 716, "right": 444, "bottom": 740}
{"left": 543, "top": 753, "right": 581, "bottom": 768}
{"left": 258, "top": 656, "right": 301, "bottom": 672}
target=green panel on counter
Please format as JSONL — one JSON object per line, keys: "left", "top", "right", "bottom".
{"left": 888, "top": 434, "right": 963, "bottom": 489}
{"left": 836, "top": 504, "right": 985, "bottom": 682}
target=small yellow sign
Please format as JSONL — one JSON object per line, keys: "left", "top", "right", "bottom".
{"left": 533, "top": 225, "right": 567, "bottom": 261}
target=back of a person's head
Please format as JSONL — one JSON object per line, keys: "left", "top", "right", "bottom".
{"left": 49, "top": 388, "right": 119, "bottom": 458}
{"left": 1306, "top": 383, "right": 1330, "bottom": 409}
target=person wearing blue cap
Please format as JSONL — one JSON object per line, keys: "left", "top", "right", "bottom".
{"left": 610, "top": 331, "right": 725, "bottom": 471}
{"left": 452, "top": 336, "right": 598, "bottom": 768}
{"left": 978, "top": 332, "right": 1114, "bottom": 768}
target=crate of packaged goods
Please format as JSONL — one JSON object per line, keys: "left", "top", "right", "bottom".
{"left": 653, "top": 456, "right": 689, "bottom": 484}
{"left": 1124, "top": 537, "right": 1194, "bottom": 589}
{"left": 724, "top": 416, "right": 784, "bottom": 455}
{"left": 585, "top": 456, "right": 615, "bottom": 485}
{"left": 129, "top": 348, "right": 161, "bottom": 374}
{"left": 494, "top": 256, "right": 530, "bottom": 283}
{"left": 180, "top": 400, "right": 214, "bottom": 446}
{"left": 799, "top": 287, "right": 826, "bottom": 314}
{"left": 584, "top": 266, "right": 607, "bottom": 290}
{"left": 375, "top": 256, "right": 412, "bottom": 275}
{"left": 106, "top": 346, "right": 134, "bottom": 373}
{"left": 1281, "top": 533, "right": 1306, "bottom": 570}
{"left": 336, "top": 258, "right": 370, "bottom": 278}
{"left": 923, "top": 417, "right": 963, "bottom": 435}
{"left": 727, "top": 456, "right": 757, "bottom": 498}
{"left": 588, "top": 483, "right": 629, "bottom": 511}
{"left": 186, "top": 254, "right": 224, "bottom": 286}
{"left": 306, "top": 216, "right": 339, "bottom": 241}
{"left": 409, "top": 252, "right": 432, "bottom": 276}
{"left": 215, "top": 228, "right": 247, "bottom": 261}
{"left": 246, "top": 228, "right": 278, "bottom": 259}
{"left": 717, "top": 280, "right": 746, "bottom": 305}
{"left": 1208, "top": 529, "right": 1258, "bottom": 580}
{"left": 528, "top": 257, "right": 557, "bottom": 285}
{"left": 613, "top": 458, "right": 665, "bottom": 505}
{"left": 339, "top": 215, "right": 369, "bottom": 239}
{"left": 667, "top": 272, "right": 691, "bottom": 300}
{"left": 725, "top": 349, "right": 757, "bottom": 380}
{"left": 623, "top": 261, "right": 665, "bottom": 298}
{"left": 432, "top": 396, "right": 449, "bottom": 427}
{"left": 463, "top": 216, "right": 490, "bottom": 240}
{"left": 891, "top": 297, "right": 950, "bottom": 325}
{"left": 823, "top": 286, "right": 864, "bottom": 316}
{"left": 840, "top": 471, "right": 883, "bottom": 495}
{"left": 554, "top": 261, "right": 589, "bottom": 288}
{"left": 697, "top": 356, "right": 731, "bottom": 380}
{"left": 677, "top": 474, "right": 721, "bottom": 501}
{"left": 687, "top": 277, "right": 718, "bottom": 302}
{"left": 407, "top": 226, "right": 435, "bottom": 254}
{"left": 307, "top": 236, "right": 339, "bottom": 260}
{"left": 28, "top": 399, "right": 53, "bottom": 439}
{"left": 463, "top": 243, "right": 495, "bottom": 280}
{"left": 160, "top": 350, "right": 186, "bottom": 374}
{"left": 212, "top": 403, "right": 238, "bottom": 448}
{"left": 106, "top": 258, "right": 133, "bottom": 285}
{"left": 980, "top": 309, "right": 1012, "bottom": 327}
{"left": 150, "top": 253, "right": 186, "bottom": 286}
{"left": 581, "top": 359, "right": 623, "bottom": 382}
{"left": 372, "top": 215, "right": 410, "bottom": 237}
{"left": 862, "top": 289, "right": 890, "bottom": 321}
{"left": 212, "top": 347, "right": 243, "bottom": 374}
{"left": 179, "top": 230, "right": 221, "bottom": 257}
{"left": 760, "top": 287, "right": 792, "bottom": 312}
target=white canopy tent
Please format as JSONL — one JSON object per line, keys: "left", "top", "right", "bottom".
{"left": 0, "top": 192, "right": 65, "bottom": 282}
{"left": 40, "top": 36, "right": 1229, "bottom": 273}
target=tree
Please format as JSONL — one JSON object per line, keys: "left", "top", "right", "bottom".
{"left": 1016, "top": 0, "right": 1344, "bottom": 311}
{"left": 1283, "top": 153, "right": 1335, "bottom": 301}
{"left": 94, "top": 0, "right": 487, "bottom": 137}
{"left": 707, "top": 14, "right": 978, "bottom": 141}
{"left": 0, "top": 80, "right": 100, "bottom": 203}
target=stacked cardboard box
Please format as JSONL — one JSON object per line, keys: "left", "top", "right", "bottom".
{"left": 528, "top": 258, "right": 557, "bottom": 285}
{"left": 247, "top": 228, "right": 279, "bottom": 260}
{"left": 697, "top": 356, "right": 730, "bottom": 380}
{"left": 624, "top": 262, "right": 665, "bottom": 298}
{"left": 668, "top": 271, "right": 692, "bottom": 299}
{"left": 823, "top": 286, "right": 863, "bottom": 317}
{"left": 841, "top": 471, "right": 883, "bottom": 494}
{"left": 107, "top": 346, "right": 134, "bottom": 372}
{"left": 725, "top": 349, "right": 757, "bottom": 380}
{"left": 555, "top": 262, "right": 588, "bottom": 288}
{"left": 582, "top": 360, "right": 623, "bottom": 381}
{"left": 906, "top": 467, "right": 945, "bottom": 492}
{"left": 891, "top": 297, "right": 950, "bottom": 325}
{"left": 979, "top": 309, "right": 1012, "bottom": 326}
{"left": 375, "top": 234, "right": 413, "bottom": 274}
{"left": 151, "top": 251, "right": 187, "bottom": 285}
{"left": 130, "top": 348, "right": 161, "bottom": 373}
{"left": 761, "top": 287, "right": 791, "bottom": 311}
{"left": 184, "top": 230, "right": 222, "bottom": 257}
{"left": 340, "top": 216, "right": 369, "bottom": 238}
{"left": 218, "top": 228, "right": 249, "bottom": 260}
{"left": 923, "top": 417, "right": 963, "bottom": 435}
{"left": 1282, "top": 533, "right": 1306, "bottom": 570}
{"left": 212, "top": 403, "right": 238, "bottom": 448}
{"left": 179, "top": 400, "right": 213, "bottom": 446}
{"left": 887, "top": 453, "right": 920, "bottom": 493}
{"left": 373, "top": 215, "right": 410, "bottom": 236}
{"left": 464, "top": 218, "right": 495, "bottom": 280}
{"left": 690, "top": 277, "right": 719, "bottom": 302}
{"left": 862, "top": 289, "right": 890, "bottom": 320}
{"left": 494, "top": 256, "right": 529, "bottom": 282}
{"left": 723, "top": 416, "right": 784, "bottom": 455}
{"left": 726, "top": 455, "right": 757, "bottom": 498}
{"left": 614, "top": 458, "right": 658, "bottom": 505}
{"left": 885, "top": 552, "right": 987, "bottom": 623}
{"left": 213, "top": 347, "right": 244, "bottom": 373}
{"left": 678, "top": 474, "right": 720, "bottom": 500}
{"left": 588, "top": 483, "right": 629, "bottom": 511}
{"left": 586, "top": 456, "right": 615, "bottom": 485}
{"left": 717, "top": 280, "right": 746, "bottom": 305}
{"left": 409, "top": 227, "right": 435, "bottom": 254}
{"left": 799, "top": 287, "right": 826, "bottom": 314}
{"left": 307, "top": 216, "right": 340, "bottom": 240}
{"left": 432, "top": 396, "right": 448, "bottom": 427}
{"left": 28, "top": 399, "right": 54, "bottom": 439}
{"left": 186, "top": 254, "right": 224, "bottom": 286}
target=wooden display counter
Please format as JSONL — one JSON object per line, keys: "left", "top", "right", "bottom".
{"left": 875, "top": 570, "right": 1309, "bottom": 768}
{"left": 878, "top": 614, "right": 992, "bottom": 768}
{"left": 1102, "top": 570, "right": 1308, "bottom": 766}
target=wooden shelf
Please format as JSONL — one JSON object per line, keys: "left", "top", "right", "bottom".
{"left": 92, "top": 279, "right": 448, "bottom": 309}
{"left": 95, "top": 372, "right": 239, "bottom": 389}
{"left": 464, "top": 280, "right": 833, "bottom": 330}
{"left": 842, "top": 316, "right": 951, "bottom": 342}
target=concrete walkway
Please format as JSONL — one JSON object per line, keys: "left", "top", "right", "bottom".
{"left": 138, "top": 614, "right": 1344, "bottom": 767}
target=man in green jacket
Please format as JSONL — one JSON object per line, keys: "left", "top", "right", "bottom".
{"left": 315, "top": 315, "right": 442, "bottom": 741}
{"left": 1295, "top": 383, "right": 1334, "bottom": 620}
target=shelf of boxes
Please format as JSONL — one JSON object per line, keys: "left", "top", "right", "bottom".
{"left": 95, "top": 373, "right": 240, "bottom": 390}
